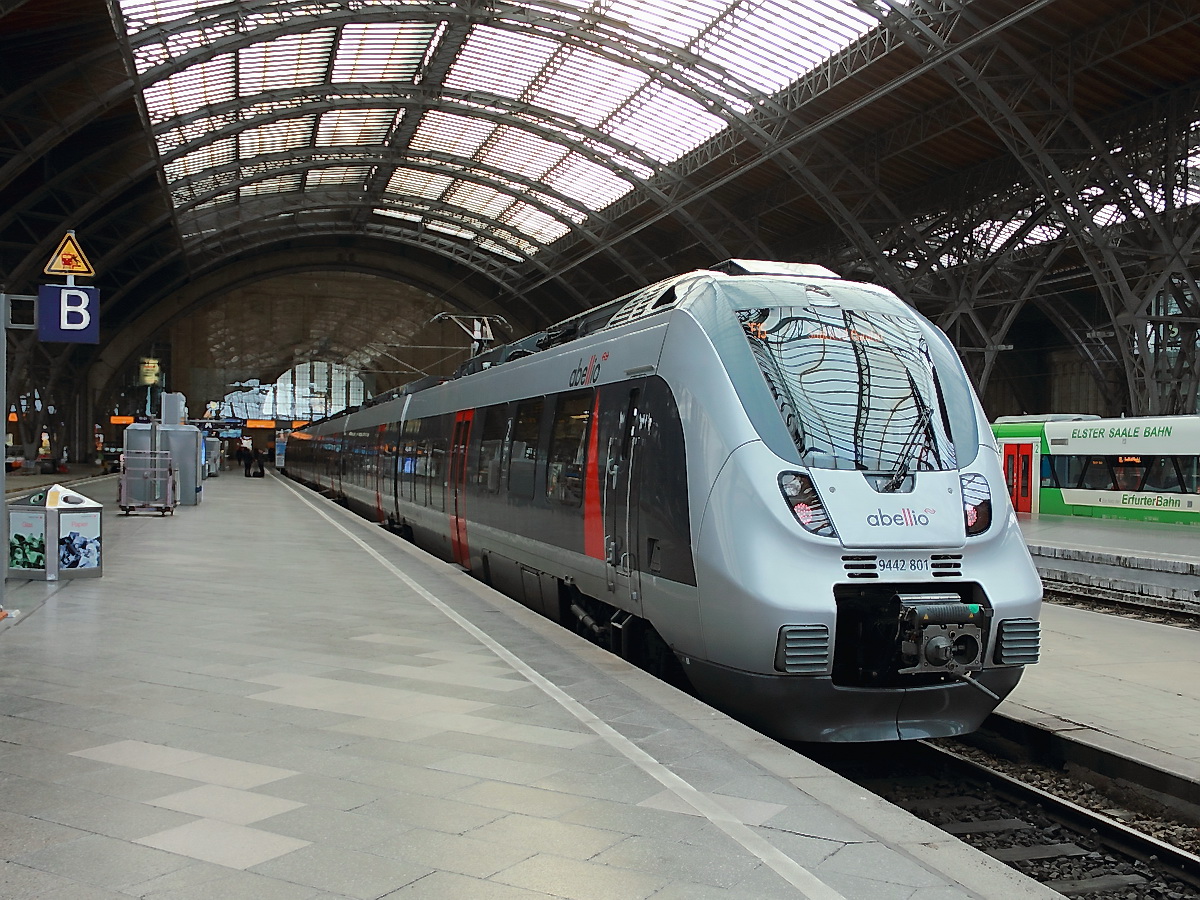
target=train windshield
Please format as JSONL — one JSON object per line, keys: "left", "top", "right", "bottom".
{"left": 730, "top": 285, "right": 966, "bottom": 475}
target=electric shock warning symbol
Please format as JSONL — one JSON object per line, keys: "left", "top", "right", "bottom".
{"left": 43, "top": 231, "right": 95, "bottom": 277}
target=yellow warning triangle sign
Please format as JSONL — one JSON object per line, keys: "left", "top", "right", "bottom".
{"left": 44, "top": 232, "right": 95, "bottom": 277}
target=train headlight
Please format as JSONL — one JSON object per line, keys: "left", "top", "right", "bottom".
{"left": 960, "top": 473, "right": 992, "bottom": 536}
{"left": 779, "top": 472, "right": 838, "bottom": 538}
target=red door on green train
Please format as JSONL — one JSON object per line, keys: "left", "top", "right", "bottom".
{"left": 1002, "top": 442, "right": 1034, "bottom": 514}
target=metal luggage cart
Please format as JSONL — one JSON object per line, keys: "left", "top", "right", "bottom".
{"left": 117, "top": 450, "right": 177, "bottom": 515}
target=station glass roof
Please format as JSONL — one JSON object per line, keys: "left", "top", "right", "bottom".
{"left": 115, "top": 0, "right": 883, "bottom": 262}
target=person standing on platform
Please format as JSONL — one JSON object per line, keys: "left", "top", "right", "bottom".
{"left": 253, "top": 446, "right": 265, "bottom": 477}
{"left": 243, "top": 446, "right": 254, "bottom": 477}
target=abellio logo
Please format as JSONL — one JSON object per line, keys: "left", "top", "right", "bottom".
{"left": 866, "top": 507, "right": 934, "bottom": 527}
{"left": 568, "top": 353, "right": 606, "bottom": 388}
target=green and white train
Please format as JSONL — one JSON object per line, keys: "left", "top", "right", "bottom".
{"left": 991, "top": 415, "right": 1200, "bottom": 525}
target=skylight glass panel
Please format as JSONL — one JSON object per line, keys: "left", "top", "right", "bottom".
{"left": 387, "top": 168, "right": 453, "bottom": 200}
{"left": 239, "top": 116, "right": 314, "bottom": 157}
{"left": 443, "top": 26, "right": 558, "bottom": 99}
{"left": 133, "top": 20, "right": 237, "bottom": 75}
{"left": 241, "top": 174, "right": 303, "bottom": 197}
{"left": 157, "top": 111, "right": 237, "bottom": 155}
{"left": 307, "top": 166, "right": 371, "bottom": 187}
{"left": 428, "top": 222, "right": 476, "bottom": 240}
{"left": 607, "top": 84, "right": 726, "bottom": 163}
{"left": 542, "top": 155, "right": 633, "bottom": 211}
{"left": 164, "top": 137, "right": 236, "bottom": 181}
{"left": 119, "top": 0, "right": 226, "bottom": 29}
{"left": 172, "top": 169, "right": 238, "bottom": 205}
{"left": 527, "top": 47, "right": 647, "bottom": 129}
{"left": 411, "top": 112, "right": 494, "bottom": 157}
{"left": 444, "top": 182, "right": 517, "bottom": 220}
{"left": 604, "top": 0, "right": 713, "bottom": 48}
{"left": 143, "top": 54, "right": 234, "bottom": 124}
{"left": 501, "top": 202, "right": 570, "bottom": 243}
{"left": 332, "top": 22, "right": 435, "bottom": 82}
{"left": 239, "top": 29, "right": 335, "bottom": 95}
{"left": 375, "top": 207, "right": 422, "bottom": 222}
{"left": 315, "top": 109, "right": 398, "bottom": 146}
{"left": 477, "top": 239, "right": 524, "bottom": 261}
{"left": 478, "top": 126, "right": 568, "bottom": 181}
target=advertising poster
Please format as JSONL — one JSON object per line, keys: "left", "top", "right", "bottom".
{"left": 58, "top": 512, "right": 101, "bottom": 570}
{"left": 9, "top": 511, "right": 47, "bottom": 572}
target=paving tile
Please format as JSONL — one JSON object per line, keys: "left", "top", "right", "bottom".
{"left": 249, "top": 844, "right": 432, "bottom": 899}
{"left": 448, "top": 780, "right": 595, "bottom": 818}
{"left": 257, "top": 804, "right": 414, "bottom": 849}
{"left": 466, "top": 813, "right": 629, "bottom": 860}
{"left": 370, "top": 827, "right": 535, "bottom": 878}
{"left": 0, "top": 810, "right": 89, "bottom": 858}
{"left": 69, "top": 740, "right": 205, "bottom": 772}
{"left": 135, "top": 819, "right": 311, "bottom": 869}
{"left": 491, "top": 853, "right": 668, "bottom": 900}
{"left": 591, "top": 833, "right": 763, "bottom": 888}
{"left": 15, "top": 833, "right": 193, "bottom": 890}
{"left": 147, "top": 783, "right": 305, "bottom": 824}
{"left": 157, "top": 754, "right": 298, "bottom": 789}
{"left": 355, "top": 794, "right": 508, "bottom": 834}
{"left": 379, "top": 869, "right": 560, "bottom": 899}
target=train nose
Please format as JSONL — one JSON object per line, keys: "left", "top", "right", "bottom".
{"left": 806, "top": 468, "right": 967, "bottom": 549}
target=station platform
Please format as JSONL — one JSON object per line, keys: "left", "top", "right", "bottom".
{"left": 0, "top": 471, "right": 1056, "bottom": 899}
{"left": 1017, "top": 514, "right": 1200, "bottom": 615}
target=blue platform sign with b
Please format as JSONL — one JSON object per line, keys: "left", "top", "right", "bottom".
{"left": 38, "top": 285, "right": 99, "bottom": 344}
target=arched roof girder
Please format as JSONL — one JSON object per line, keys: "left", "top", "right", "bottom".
{"left": 177, "top": 193, "right": 589, "bottom": 320}
{"left": 152, "top": 82, "right": 741, "bottom": 266}
{"left": 87, "top": 245, "right": 502, "bottom": 404}
{"left": 125, "top": 4, "right": 785, "bottom": 262}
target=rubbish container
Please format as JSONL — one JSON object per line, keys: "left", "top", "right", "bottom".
{"left": 6, "top": 484, "right": 103, "bottom": 582}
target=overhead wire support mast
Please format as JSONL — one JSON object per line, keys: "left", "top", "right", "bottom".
{"left": 430, "top": 313, "right": 510, "bottom": 357}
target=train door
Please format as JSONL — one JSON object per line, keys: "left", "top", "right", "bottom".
{"left": 1002, "top": 442, "right": 1034, "bottom": 514}
{"left": 448, "top": 410, "right": 473, "bottom": 567}
{"left": 604, "top": 388, "right": 643, "bottom": 616}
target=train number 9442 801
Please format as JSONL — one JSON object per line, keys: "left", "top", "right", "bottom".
{"left": 876, "top": 556, "right": 931, "bottom": 572}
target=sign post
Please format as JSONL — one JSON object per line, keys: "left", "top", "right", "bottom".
{"left": 4, "top": 231, "right": 101, "bottom": 608}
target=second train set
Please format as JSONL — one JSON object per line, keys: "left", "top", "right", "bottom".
{"left": 285, "top": 260, "right": 1042, "bottom": 742}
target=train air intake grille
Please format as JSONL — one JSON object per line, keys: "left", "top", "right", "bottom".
{"left": 842, "top": 556, "right": 878, "bottom": 578}
{"left": 775, "top": 625, "right": 830, "bottom": 674}
{"left": 931, "top": 554, "right": 963, "bottom": 577}
{"left": 995, "top": 618, "right": 1041, "bottom": 665}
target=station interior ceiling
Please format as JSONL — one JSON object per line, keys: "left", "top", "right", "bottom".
{"left": 2, "top": 0, "right": 1200, "bottom": 454}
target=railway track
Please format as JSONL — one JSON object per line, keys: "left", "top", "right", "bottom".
{"left": 805, "top": 739, "right": 1200, "bottom": 898}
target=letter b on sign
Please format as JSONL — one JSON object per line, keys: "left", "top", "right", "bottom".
{"left": 37, "top": 284, "right": 99, "bottom": 343}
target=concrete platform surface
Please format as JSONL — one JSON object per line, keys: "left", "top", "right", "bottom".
{"left": 0, "top": 470, "right": 1056, "bottom": 900}
{"left": 999, "top": 602, "right": 1200, "bottom": 782}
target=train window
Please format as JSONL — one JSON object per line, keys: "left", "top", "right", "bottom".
{"left": 507, "top": 398, "right": 544, "bottom": 499}
{"left": 1047, "top": 455, "right": 1085, "bottom": 489}
{"left": 1111, "top": 455, "right": 1148, "bottom": 492}
{"left": 1179, "top": 456, "right": 1200, "bottom": 493}
{"left": 1080, "top": 456, "right": 1115, "bottom": 490}
{"left": 476, "top": 405, "right": 508, "bottom": 493}
{"left": 547, "top": 390, "right": 592, "bottom": 507}
{"left": 1142, "top": 456, "right": 1184, "bottom": 493}
{"left": 427, "top": 438, "right": 447, "bottom": 511}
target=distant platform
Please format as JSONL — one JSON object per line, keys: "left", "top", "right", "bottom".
{"left": 1018, "top": 514, "right": 1200, "bottom": 615}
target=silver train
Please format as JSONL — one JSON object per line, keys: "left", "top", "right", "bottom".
{"left": 285, "top": 260, "right": 1042, "bottom": 742}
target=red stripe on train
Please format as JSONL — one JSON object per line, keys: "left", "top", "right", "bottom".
{"left": 583, "top": 391, "right": 605, "bottom": 559}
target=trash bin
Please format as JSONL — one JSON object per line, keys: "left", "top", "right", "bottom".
{"left": 6, "top": 484, "right": 103, "bottom": 582}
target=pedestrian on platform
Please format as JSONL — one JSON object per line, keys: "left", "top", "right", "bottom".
{"left": 243, "top": 446, "right": 253, "bottom": 477}
{"left": 253, "top": 446, "right": 265, "bottom": 477}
